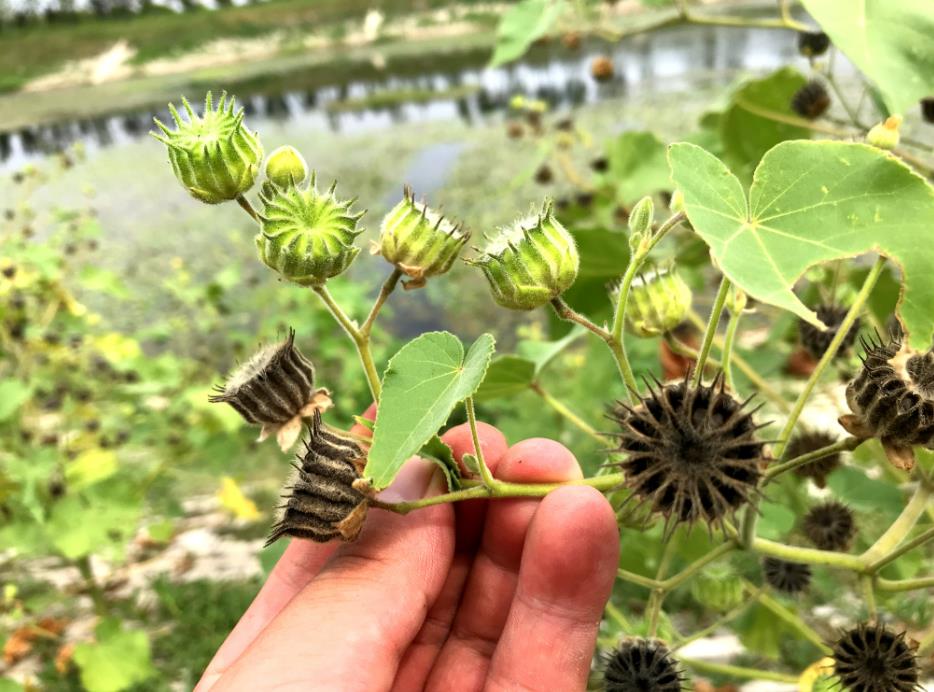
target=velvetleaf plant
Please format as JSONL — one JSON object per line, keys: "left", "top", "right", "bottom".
{"left": 150, "top": 2, "right": 934, "bottom": 683}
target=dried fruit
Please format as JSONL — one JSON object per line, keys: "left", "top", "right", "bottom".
{"left": 602, "top": 638, "right": 684, "bottom": 692}
{"left": 591, "top": 55, "right": 615, "bottom": 82}
{"left": 469, "top": 200, "right": 579, "bottom": 310}
{"left": 210, "top": 329, "right": 332, "bottom": 450}
{"left": 151, "top": 92, "right": 263, "bottom": 204}
{"left": 840, "top": 334, "right": 934, "bottom": 470}
{"left": 623, "top": 269, "right": 693, "bottom": 338}
{"left": 788, "top": 429, "right": 841, "bottom": 488}
{"left": 611, "top": 376, "right": 766, "bottom": 530}
{"left": 591, "top": 156, "right": 609, "bottom": 173}
{"left": 802, "top": 500, "right": 856, "bottom": 551}
{"left": 798, "top": 304, "right": 861, "bottom": 360}
{"left": 534, "top": 164, "right": 554, "bottom": 185}
{"left": 375, "top": 186, "right": 468, "bottom": 288}
{"left": 762, "top": 557, "right": 811, "bottom": 594}
{"left": 256, "top": 173, "right": 364, "bottom": 286}
{"left": 791, "top": 81, "right": 831, "bottom": 120}
{"left": 831, "top": 623, "right": 920, "bottom": 692}
{"left": 797, "top": 31, "right": 831, "bottom": 58}
{"left": 267, "top": 411, "right": 369, "bottom": 545}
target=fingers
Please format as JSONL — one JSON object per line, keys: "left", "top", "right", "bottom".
{"left": 212, "top": 458, "right": 456, "bottom": 691}
{"left": 391, "top": 423, "right": 508, "bottom": 692}
{"left": 425, "top": 438, "right": 582, "bottom": 691}
{"left": 486, "top": 486, "right": 620, "bottom": 692}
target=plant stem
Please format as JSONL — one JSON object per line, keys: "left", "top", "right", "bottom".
{"left": 763, "top": 437, "right": 863, "bottom": 483}
{"left": 646, "top": 538, "right": 678, "bottom": 636}
{"left": 360, "top": 268, "right": 402, "bottom": 338}
{"left": 876, "top": 575, "right": 934, "bottom": 592}
{"left": 690, "top": 276, "right": 731, "bottom": 387}
{"left": 604, "top": 601, "right": 632, "bottom": 632}
{"left": 867, "top": 526, "right": 934, "bottom": 573}
{"left": 861, "top": 574, "right": 877, "bottom": 619}
{"left": 550, "top": 297, "right": 611, "bottom": 340}
{"left": 862, "top": 481, "right": 932, "bottom": 567}
{"left": 313, "top": 285, "right": 382, "bottom": 401}
{"left": 76, "top": 556, "right": 108, "bottom": 617}
{"left": 752, "top": 585, "right": 831, "bottom": 653}
{"left": 720, "top": 302, "right": 741, "bottom": 392}
{"left": 664, "top": 541, "right": 736, "bottom": 591}
{"left": 236, "top": 194, "right": 260, "bottom": 223}
{"left": 751, "top": 536, "right": 864, "bottom": 571}
{"left": 530, "top": 382, "right": 606, "bottom": 444}
{"left": 672, "top": 591, "right": 755, "bottom": 652}
{"left": 616, "top": 568, "right": 661, "bottom": 590}
{"left": 679, "top": 658, "right": 798, "bottom": 684}
{"left": 465, "top": 397, "right": 495, "bottom": 487}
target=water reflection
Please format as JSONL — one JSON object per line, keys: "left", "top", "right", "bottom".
{"left": 0, "top": 22, "right": 845, "bottom": 170}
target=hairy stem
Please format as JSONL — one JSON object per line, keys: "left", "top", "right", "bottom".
{"left": 679, "top": 658, "right": 798, "bottom": 684}
{"left": 690, "top": 276, "right": 731, "bottom": 387}
{"left": 236, "top": 193, "right": 260, "bottom": 223}
{"left": 751, "top": 536, "right": 864, "bottom": 571}
{"left": 530, "top": 382, "right": 607, "bottom": 444}
{"left": 76, "top": 556, "right": 108, "bottom": 617}
{"left": 876, "top": 575, "right": 934, "bottom": 592}
{"left": 862, "top": 481, "right": 932, "bottom": 568}
{"left": 604, "top": 600, "right": 632, "bottom": 632}
{"left": 360, "top": 268, "right": 402, "bottom": 338}
{"left": 861, "top": 574, "right": 878, "bottom": 619}
{"left": 720, "top": 302, "right": 742, "bottom": 392}
{"left": 313, "top": 285, "right": 382, "bottom": 401}
{"left": 466, "top": 397, "right": 495, "bottom": 488}
{"left": 763, "top": 437, "right": 863, "bottom": 483}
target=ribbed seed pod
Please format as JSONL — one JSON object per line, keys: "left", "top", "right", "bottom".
{"left": 602, "top": 638, "right": 684, "bottom": 692}
{"left": 689, "top": 566, "right": 745, "bottom": 612}
{"left": 256, "top": 173, "right": 364, "bottom": 286}
{"left": 623, "top": 270, "right": 693, "bottom": 338}
{"left": 791, "top": 81, "right": 831, "bottom": 120}
{"left": 762, "top": 557, "right": 811, "bottom": 594}
{"left": 802, "top": 500, "right": 856, "bottom": 551}
{"left": 788, "top": 429, "right": 842, "bottom": 488}
{"left": 798, "top": 304, "right": 861, "bottom": 360}
{"left": 469, "top": 200, "right": 579, "bottom": 310}
{"left": 375, "top": 186, "right": 469, "bottom": 287}
{"left": 797, "top": 30, "right": 831, "bottom": 58}
{"left": 610, "top": 375, "right": 766, "bottom": 531}
{"left": 267, "top": 411, "right": 369, "bottom": 545}
{"left": 151, "top": 91, "right": 263, "bottom": 204}
{"left": 840, "top": 334, "right": 934, "bottom": 470}
{"left": 831, "top": 623, "right": 920, "bottom": 692}
{"left": 210, "top": 330, "right": 331, "bottom": 450}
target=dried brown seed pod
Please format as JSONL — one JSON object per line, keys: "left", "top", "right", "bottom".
{"left": 210, "top": 329, "right": 332, "bottom": 451}
{"left": 802, "top": 500, "right": 856, "bottom": 551}
{"left": 534, "top": 164, "right": 554, "bottom": 185}
{"left": 602, "top": 638, "right": 685, "bottom": 692}
{"left": 561, "top": 31, "right": 581, "bottom": 51}
{"left": 506, "top": 121, "right": 524, "bottom": 139}
{"left": 611, "top": 375, "right": 766, "bottom": 531}
{"left": 797, "top": 30, "right": 831, "bottom": 58}
{"left": 831, "top": 623, "right": 920, "bottom": 692}
{"left": 591, "top": 55, "right": 615, "bottom": 82}
{"left": 921, "top": 97, "right": 934, "bottom": 124}
{"left": 791, "top": 80, "right": 831, "bottom": 119}
{"left": 788, "top": 429, "right": 841, "bottom": 488}
{"left": 798, "top": 304, "right": 861, "bottom": 360}
{"left": 840, "top": 333, "right": 934, "bottom": 470}
{"left": 267, "top": 411, "right": 369, "bottom": 545}
{"left": 762, "top": 557, "right": 811, "bottom": 594}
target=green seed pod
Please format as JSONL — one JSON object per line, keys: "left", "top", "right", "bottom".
{"left": 256, "top": 174, "right": 364, "bottom": 286}
{"left": 625, "top": 269, "right": 692, "bottom": 337}
{"left": 689, "top": 566, "right": 745, "bottom": 612}
{"left": 867, "top": 116, "right": 902, "bottom": 150}
{"left": 469, "top": 200, "right": 579, "bottom": 310}
{"left": 151, "top": 91, "right": 263, "bottom": 204}
{"left": 628, "top": 196, "right": 654, "bottom": 253}
{"left": 375, "top": 186, "right": 469, "bottom": 288}
{"left": 264, "top": 145, "right": 308, "bottom": 188}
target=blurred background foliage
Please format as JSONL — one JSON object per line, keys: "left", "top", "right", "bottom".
{"left": 1, "top": 0, "right": 933, "bottom": 689}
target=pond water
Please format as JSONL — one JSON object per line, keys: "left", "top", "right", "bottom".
{"left": 0, "top": 20, "right": 853, "bottom": 172}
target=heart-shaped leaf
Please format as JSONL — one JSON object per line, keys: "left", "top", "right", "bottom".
{"left": 669, "top": 140, "right": 934, "bottom": 349}
{"left": 365, "top": 332, "right": 495, "bottom": 490}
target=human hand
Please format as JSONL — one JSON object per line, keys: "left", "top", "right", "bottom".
{"left": 197, "top": 412, "right": 620, "bottom": 692}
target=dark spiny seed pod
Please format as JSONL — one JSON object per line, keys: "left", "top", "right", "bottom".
{"left": 576, "top": 192, "right": 595, "bottom": 207}
{"left": 802, "top": 500, "right": 856, "bottom": 551}
{"left": 267, "top": 411, "right": 369, "bottom": 545}
{"left": 2, "top": 266, "right": 16, "bottom": 279}
{"left": 798, "top": 304, "right": 861, "bottom": 360}
{"left": 210, "top": 329, "right": 331, "bottom": 450}
{"left": 591, "top": 156, "right": 609, "bottom": 173}
{"left": 791, "top": 80, "right": 831, "bottom": 119}
{"left": 831, "top": 623, "right": 920, "bottom": 692}
{"left": 534, "top": 164, "right": 553, "bottom": 185}
{"left": 797, "top": 30, "right": 831, "bottom": 58}
{"left": 840, "top": 334, "right": 934, "bottom": 470}
{"left": 602, "top": 638, "right": 684, "bottom": 692}
{"left": 762, "top": 557, "right": 811, "bottom": 594}
{"left": 920, "top": 98, "right": 934, "bottom": 124}
{"left": 789, "top": 429, "right": 841, "bottom": 488}
{"left": 611, "top": 375, "right": 766, "bottom": 531}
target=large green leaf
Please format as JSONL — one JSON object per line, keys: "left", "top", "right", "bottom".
{"left": 476, "top": 356, "right": 536, "bottom": 401}
{"left": 365, "top": 332, "right": 495, "bottom": 490}
{"left": 73, "top": 619, "right": 154, "bottom": 692}
{"left": 606, "top": 131, "right": 672, "bottom": 205}
{"left": 489, "top": 0, "right": 566, "bottom": 67}
{"left": 0, "top": 379, "right": 30, "bottom": 422}
{"left": 669, "top": 140, "right": 934, "bottom": 349}
{"left": 800, "top": 0, "right": 934, "bottom": 116}
{"left": 720, "top": 68, "right": 809, "bottom": 181}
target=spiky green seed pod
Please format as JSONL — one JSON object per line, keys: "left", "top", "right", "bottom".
{"left": 690, "top": 566, "right": 745, "bottom": 612}
{"left": 256, "top": 174, "right": 364, "bottom": 286}
{"left": 151, "top": 91, "right": 263, "bottom": 204}
{"left": 625, "top": 269, "right": 692, "bottom": 337}
{"left": 469, "top": 200, "right": 578, "bottom": 310}
{"left": 375, "top": 186, "right": 469, "bottom": 288}
{"left": 264, "top": 145, "right": 308, "bottom": 189}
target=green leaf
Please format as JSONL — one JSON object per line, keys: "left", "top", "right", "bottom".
{"left": 668, "top": 140, "right": 934, "bottom": 350}
{"left": 65, "top": 449, "right": 118, "bottom": 491}
{"left": 827, "top": 465, "right": 904, "bottom": 519}
{"left": 79, "top": 266, "right": 129, "bottom": 299}
{"left": 365, "top": 332, "right": 495, "bottom": 490}
{"left": 476, "top": 356, "right": 535, "bottom": 401}
{"left": 516, "top": 327, "right": 585, "bottom": 375}
{"left": 0, "top": 380, "right": 30, "bottom": 422}
{"left": 47, "top": 492, "right": 140, "bottom": 560}
{"left": 572, "top": 228, "right": 631, "bottom": 279}
{"left": 800, "top": 0, "right": 934, "bottom": 116}
{"left": 490, "top": 0, "right": 565, "bottom": 67}
{"left": 720, "top": 67, "right": 809, "bottom": 181}
{"left": 73, "top": 619, "right": 153, "bottom": 692}
{"left": 606, "top": 131, "right": 671, "bottom": 206}
{"left": 757, "top": 501, "right": 796, "bottom": 541}
{"left": 419, "top": 436, "right": 462, "bottom": 490}
{"left": 735, "top": 602, "right": 794, "bottom": 659}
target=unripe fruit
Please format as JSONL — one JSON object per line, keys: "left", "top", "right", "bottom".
{"left": 624, "top": 269, "right": 692, "bottom": 337}
{"left": 797, "top": 30, "right": 830, "bottom": 58}
{"left": 256, "top": 174, "right": 364, "bottom": 286}
{"left": 375, "top": 186, "right": 469, "bottom": 288}
{"left": 591, "top": 55, "right": 614, "bottom": 82}
{"left": 867, "top": 115, "right": 902, "bottom": 150}
{"left": 470, "top": 200, "right": 578, "bottom": 310}
{"left": 690, "top": 566, "right": 745, "bottom": 611}
{"left": 791, "top": 80, "right": 831, "bottom": 120}
{"left": 627, "top": 195, "right": 654, "bottom": 248}
{"left": 264, "top": 145, "right": 308, "bottom": 188}
{"left": 151, "top": 91, "right": 263, "bottom": 204}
